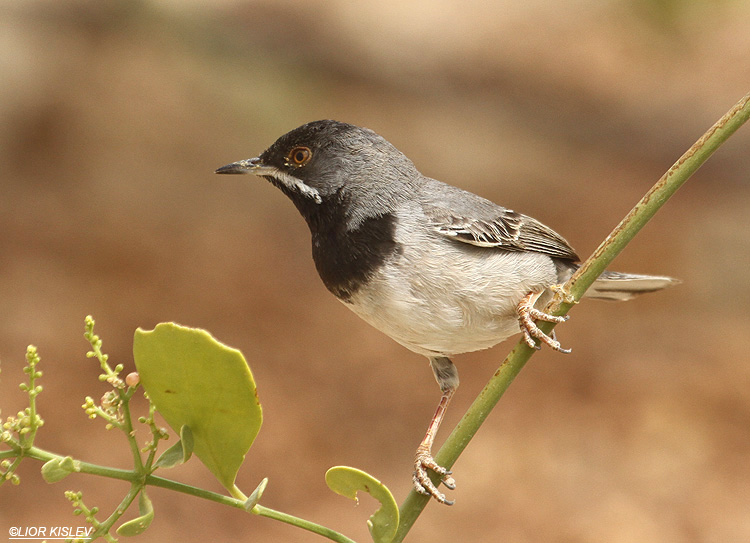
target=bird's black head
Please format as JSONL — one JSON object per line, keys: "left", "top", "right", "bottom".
{"left": 216, "top": 120, "right": 421, "bottom": 227}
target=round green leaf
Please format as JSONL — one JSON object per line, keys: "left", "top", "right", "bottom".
{"left": 133, "top": 323, "right": 262, "bottom": 491}
{"left": 325, "top": 466, "right": 398, "bottom": 543}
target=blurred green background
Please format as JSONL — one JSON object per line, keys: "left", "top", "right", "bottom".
{"left": 1, "top": 1, "right": 749, "bottom": 541}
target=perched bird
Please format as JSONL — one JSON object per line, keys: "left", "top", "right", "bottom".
{"left": 216, "top": 120, "right": 677, "bottom": 505}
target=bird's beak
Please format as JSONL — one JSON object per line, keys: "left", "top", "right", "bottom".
{"left": 215, "top": 156, "right": 324, "bottom": 204}
{"left": 215, "top": 157, "right": 277, "bottom": 176}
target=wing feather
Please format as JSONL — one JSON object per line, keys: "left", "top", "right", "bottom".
{"left": 419, "top": 178, "right": 580, "bottom": 261}
{"left": 433, "top": 208, "right": 579, "bottom": 260}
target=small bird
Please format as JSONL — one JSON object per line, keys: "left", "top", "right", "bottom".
{"left": 216, "top": 120, "right": 677, "bottom": 505}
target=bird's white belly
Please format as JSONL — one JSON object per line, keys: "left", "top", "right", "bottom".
{"left": 344, "top": 244, "right": 558, "bottom": 357}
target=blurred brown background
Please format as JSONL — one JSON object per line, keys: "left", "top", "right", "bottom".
{"left": 1, "top": 1, "right": 749, "bottom": 542}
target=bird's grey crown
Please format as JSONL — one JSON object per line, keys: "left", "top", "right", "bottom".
{"left": 258, "top": 120, "right": 422, "bottom": 227}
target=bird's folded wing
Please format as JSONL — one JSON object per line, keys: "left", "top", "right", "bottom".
{"left": 432, "top": 208, "right": 580, "bottom": 261}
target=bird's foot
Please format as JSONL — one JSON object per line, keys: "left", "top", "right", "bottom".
{"left": 549, "top": 283, "right": 576, "bottom": 305}
{"left": 517, "top": 291, "right": 572, "bottom": 353}
{"left": 413, "top": 447, "right": 456, "bottom": 505}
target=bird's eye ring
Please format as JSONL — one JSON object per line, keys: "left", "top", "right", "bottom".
{"left": 288, "top": 146, "right": 312, "bottom": 167}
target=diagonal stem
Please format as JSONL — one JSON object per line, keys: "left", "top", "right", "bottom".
{"left": 393, "top": 91, "right": 750, "bottom": 542}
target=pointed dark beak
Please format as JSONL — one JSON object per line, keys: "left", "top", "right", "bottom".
{"left": 215, "top": 157, "right": 276, "bottom": 175}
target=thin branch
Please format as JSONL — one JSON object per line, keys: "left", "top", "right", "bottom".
{"left": 393, "top": 91, "right": 750, "bottom": 542}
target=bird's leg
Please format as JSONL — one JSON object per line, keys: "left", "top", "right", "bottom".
{"left": 414, "top": 357, "right": 459, "bottom": 505}
{"left": 516, "top": 289, "right": 571, "bottom": 353}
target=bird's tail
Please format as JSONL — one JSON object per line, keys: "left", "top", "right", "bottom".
{"left": 555, "top": 261, "right": 679, "bottom": 301}
{"left": 585, "top": 270, "right": 679, "bottom": 301}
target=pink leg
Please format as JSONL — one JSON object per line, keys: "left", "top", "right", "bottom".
{"left": 413, "top": 385, "right": 457, "bottom": 505}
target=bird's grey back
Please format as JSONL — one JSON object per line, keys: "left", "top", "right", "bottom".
{"left": 417, "top": 177, "right": 580, "bottom": 261}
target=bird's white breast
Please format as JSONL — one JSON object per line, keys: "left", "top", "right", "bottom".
{"left": 344, "top": 206, "right": 559, "bottom": 357}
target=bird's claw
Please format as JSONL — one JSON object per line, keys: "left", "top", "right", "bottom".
{"left": 517, "top": 291, "right": 572, "bottom": 353}
{"left": 413, "top": 448, "right": 456, "bottom": 505}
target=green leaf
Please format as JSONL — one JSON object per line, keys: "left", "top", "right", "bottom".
{"left": 153, "top": 425, "right": 193, "bottom": 469}
{"left": 41, "top": 456, "right": 80, "bottom": 483}
{"left": 325, "top": 466, "right": 398, "bottom": 543}
{"left": 179, "top": 423, "right": 194, "bottom": 457}
{"left": 243, "top": 477, "right": 268, "bottom": 511}
{"left": 133, "top": 323, "right": 263, "bottom": 491}
{"left": 116, "top": 491, "right": 154, "bottom": 536}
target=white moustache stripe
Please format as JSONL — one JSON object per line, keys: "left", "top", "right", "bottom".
{"left": 270, "top": 170, "right": 322, "bottom": 204}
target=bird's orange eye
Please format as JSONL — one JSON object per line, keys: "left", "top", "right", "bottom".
{"left": 288, "top": 146, "right": 312, "bottom": 166}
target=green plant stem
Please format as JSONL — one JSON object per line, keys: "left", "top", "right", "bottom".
{"left": 393, "top": 91, "right": 750, "bottom": 542}
{"left": 23, "top": 446, "right": 136, "bottom": 481}
{"left": 89, "top": 483, "right": 142, "bottom": 540}
{"left": 0, "top": 449, "right": 21, "bottom": 460}
{"left": 119, "top": 388, "right": 145, "bottom": 473}
{"left": 147, "top": 477, "right": 357, "bottom": 543}
{"left": 562, "top": 90, "right": 750, "bottom": 305}
{"left": 17, "top": 445, "right": 354, "bottom": 543}
{"left": 142, "top": 401, "right": 162, "bottom": 472}
{"left": 253, "top": 506, "right": 357, "bottom": 543}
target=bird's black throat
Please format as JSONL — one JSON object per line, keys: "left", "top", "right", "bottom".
{"left": 309, "top": 210, "right": 401, "bottom": 302}
{"left": 264, "top": 173, "right": 402, "bottom": 301}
